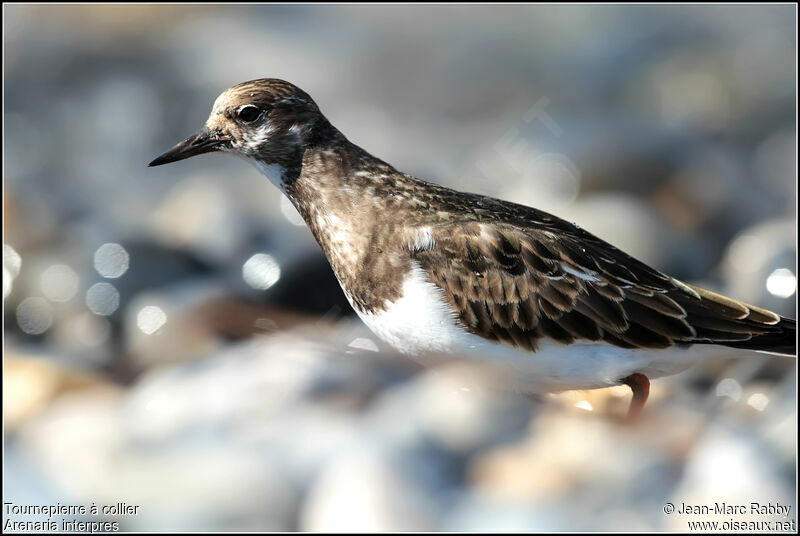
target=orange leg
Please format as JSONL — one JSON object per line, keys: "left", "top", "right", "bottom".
{"left": 621, "top": 373, "right": 650, "bottom": 421}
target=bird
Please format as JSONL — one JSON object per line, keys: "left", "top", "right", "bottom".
{"left": 149, "top": 78, "right": 796, "bottom": 419}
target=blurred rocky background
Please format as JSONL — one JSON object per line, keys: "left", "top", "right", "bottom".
{"left": 3, "top": 4, "right": 796, "bottom": 532}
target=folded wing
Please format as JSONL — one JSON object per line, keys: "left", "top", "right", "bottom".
{"left": 410, "top": 220, "right": 795, "bottom": 355}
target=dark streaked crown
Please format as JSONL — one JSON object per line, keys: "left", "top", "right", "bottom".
{"left": 218, "top": 78, "right": 319, "bottom": 112}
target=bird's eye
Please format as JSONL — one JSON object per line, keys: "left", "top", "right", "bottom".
{"left": 238, "top": 105, "right": 262, "bottom": 123}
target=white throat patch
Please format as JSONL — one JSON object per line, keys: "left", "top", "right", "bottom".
{"left": 249, "top": 159, "right": 287, "bottom": 191}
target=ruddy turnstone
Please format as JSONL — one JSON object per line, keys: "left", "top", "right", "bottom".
{"left": 150, "top": 78, "right": 796, "bottom": 418}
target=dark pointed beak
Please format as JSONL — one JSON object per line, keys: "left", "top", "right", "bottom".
{"left": 148, "top": 127, "right": 229, "bottom": 167}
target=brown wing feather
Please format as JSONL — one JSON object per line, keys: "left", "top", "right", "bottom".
{"left": 412, "top": 221, "right": 796, "bottom": 355}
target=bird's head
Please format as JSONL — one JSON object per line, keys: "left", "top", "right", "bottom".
{"left": 149, "top": 78, "right": 324, "bottom": 176}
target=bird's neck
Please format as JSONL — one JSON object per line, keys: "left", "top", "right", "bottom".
{"left": 261, "top": 122, "right": 406, "bottom": 292}
{"left": 274, "top": 124, "right": 394, "bottom": 223}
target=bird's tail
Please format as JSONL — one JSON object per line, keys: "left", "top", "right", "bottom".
{"left": 682, "top": 285, "right": 797, "bottom": 356}
{"left": 719, "top": 315, "right": 796, "bottom": 356}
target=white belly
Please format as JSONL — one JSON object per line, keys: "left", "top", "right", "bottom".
{"left": 343, "top": 264, "right": 735, "bottom": 393}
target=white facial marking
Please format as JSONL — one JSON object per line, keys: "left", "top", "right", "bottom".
{"left": 250, "top": 123, "right": 278, "bottom": 146}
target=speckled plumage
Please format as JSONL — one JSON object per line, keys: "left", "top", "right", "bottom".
{"left": 150, "top": 78, "right": 796, "bottom": 409}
